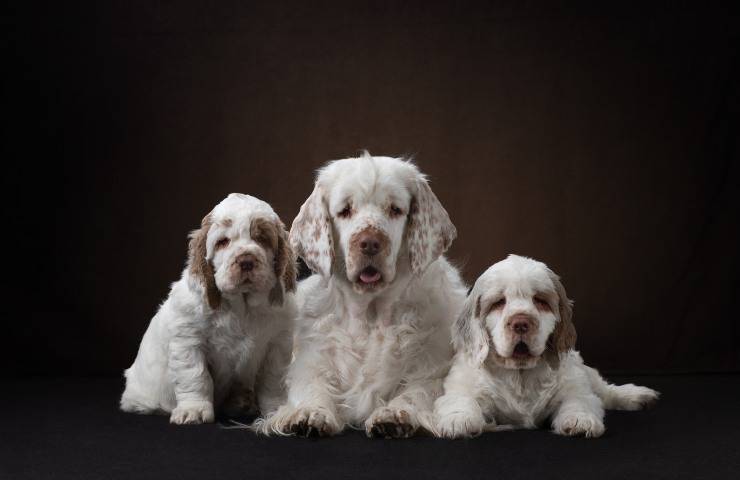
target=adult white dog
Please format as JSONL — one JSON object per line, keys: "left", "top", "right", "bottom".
{"left": 258, "top": 152, "right": 467, "bottom": 437}
{"left": 120, "top": 194, "right": 296, "bottom": 424}
{"left": 435, "top": 254, "right": 659, "bottom": 438}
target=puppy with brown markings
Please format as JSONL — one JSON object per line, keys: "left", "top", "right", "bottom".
{"left": 435, "top": 255, "right": 659, "bottom": 438}
{"left": 121, "top": 194, "right": 297, "bottom": 424}
{"left": 256, "top": 153, "right": 467, "bottom": 438}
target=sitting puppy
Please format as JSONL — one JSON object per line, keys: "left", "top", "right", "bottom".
{"left": 435, "top": 254, "right": 658, "bottom": 438}
{"left": 120, "top": 194, "right": 297, "bottom": 424}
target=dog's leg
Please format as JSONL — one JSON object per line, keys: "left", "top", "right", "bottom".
{"left": 254, "top": 333, "right": 292, "bottom": 417}
{"left": 433, "top": 360, "right": 488, "bottom": 438}
{"left": 257, "top": 348, "right": 342, "bottom": 437}
{"left": 583, "top": 364, "right": 660, "bottom": 410}
{"left": 167, "top": 335, "right": 215, "bottom": 425}
{"left": 365, "top": 378, "right": 444, "bottom": 438}
{"left": 550, "top": 384, "right": 605, "bottom": 438}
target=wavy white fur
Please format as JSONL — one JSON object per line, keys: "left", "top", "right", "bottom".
{"left": 120, "top": 194, "right": 297, "bottom": 424}
{"left": 256, "top": 153, "right": 467, "bottom": 438}
{"left": 435, "top": 255, "right": 659, "bottom": 438}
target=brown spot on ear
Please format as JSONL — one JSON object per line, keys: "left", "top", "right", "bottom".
{"left": 266, "top": 218, "right": 297, "bottom": 306}
{"left": 405, "top": 178, "right": 456, "bottom": 276}
{"left": 188, "top": 214, "right": 221, "bottom": 310}
{"left": 289, "top": 186, "right": 334, "bottom": 277}
{"left": 474, "top": 296, "right": 482, "bottom": 318}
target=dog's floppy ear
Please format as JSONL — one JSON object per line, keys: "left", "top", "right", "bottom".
{"left": 289, "top": 185, "right": 334, "bottom": 277}
{"left": 453, "top": 292, "right": 489, "bottom": 366}
{"left": 406, "top": 177, "right": 457, "bottom": 276}
{"left": 188, "top": 213, "right": 221, "bottom": 310}
{"left": 269, "top": 219, "right": 297, "bottom": 306}
{"left": 547, "top": 269, "right": 576, "bottom": 353}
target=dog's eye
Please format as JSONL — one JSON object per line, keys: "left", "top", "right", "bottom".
{"left": 534, "top": 297, "right": 551, "bottom": 311}
{"left": 389, "top": 204, "right": 403, "bottom": 217}
{"left": 215, "top": 238, "right": 230, "bottom": 249}
{"left": 491, "top": 298, "right": 506, "bottom": 310}
{"left": 337, "top": 205, "right": 352, "bottom": 218}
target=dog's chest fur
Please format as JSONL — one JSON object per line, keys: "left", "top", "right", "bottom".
{"left": 480, "top": 363, "right": 562, "bottom": 428}
{"left": 204, "top": 297, "right": 274, "bottom": 398}
{"left": 310, "top": 306, "right": 442, "bottom": 423}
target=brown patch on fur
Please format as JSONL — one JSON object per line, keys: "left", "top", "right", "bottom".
{"left": 188, "top": 214, "right": 221, "bottom": 310}
{"left": 250, "top": 217, "right": 279, "bottom": 251}
{"left": 253, "top": 217, "right": 296, "bottom": 306}
{"left": 405, "top": 179, "right": 457, "bottom": 275}
{"left": 546, "top": 271, "right": 577, "bottom": 353}
{"left": 289, "top": 186, "right": 334, "bottom": 277}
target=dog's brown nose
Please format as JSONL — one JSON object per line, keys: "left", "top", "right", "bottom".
{"left": 237, "top": 254, "right": 256, "bottom": 272}
{"left": 358, "top": 232, "right": 381, "bottom": 256}
{"left": 511, "top": 318, "right": 531, "bottom": 335}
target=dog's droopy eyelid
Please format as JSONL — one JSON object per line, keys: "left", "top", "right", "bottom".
{"left": 534, "top": 296, "right": 551, "bottom": 309}
{"left": 337, "top": 204, "right": 352, "bottom": 218}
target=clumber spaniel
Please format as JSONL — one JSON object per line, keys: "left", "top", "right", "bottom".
{"left": 120, "top": 194, "right": 297, "bottom": 424}
{"left": 257, "top": 152, "right": 467, "bottom": 437}
{"left": 435, "top": 255, "right": 659, "bottom": 438}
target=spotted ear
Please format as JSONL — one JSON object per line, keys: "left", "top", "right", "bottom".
{"left": 289, "top": 185, "right": 334, "bottom": 277}
{"left": 452, "top": 292, "right": 489, "bottom": 366}
{"left": 188, "top": 214, "right": 221, "bottom": 310}
{"left": 269, "top": 219, "right": 297, "bottom": 306}
{"left": 547, "top": 269, "right": 576, "bottom": 353}
{"left": 406, "top": 178, "right": 456, "bottom": 276}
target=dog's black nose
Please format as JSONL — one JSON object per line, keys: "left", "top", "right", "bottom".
{"left": 237, "top": 254, "right": 256, "bottom": 272}
{"left": 240, "top": 260, "right": 254, "bottom": 272}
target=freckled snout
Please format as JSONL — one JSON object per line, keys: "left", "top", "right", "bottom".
{"left": 351, "top": 227, "right": 390, "bottom": 258}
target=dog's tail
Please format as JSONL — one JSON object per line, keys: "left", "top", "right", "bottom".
{"left": 583, "top": 365, "right": 660, "bottom": 411}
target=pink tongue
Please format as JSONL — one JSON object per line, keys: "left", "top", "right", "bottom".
{"left": 359, "top": 270, "right": 381, "bottom": 283}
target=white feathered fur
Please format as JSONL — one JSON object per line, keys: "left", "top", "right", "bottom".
{"left": 120, "top": 194, "right": 297, "bottom": 424}
{"left": 435, "top": 255, "right": 659, "bottom": 438}
{"left": 256, "top": 153, "right": 467, "bottom": 437}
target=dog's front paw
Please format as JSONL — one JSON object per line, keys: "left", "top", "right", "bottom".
{"left": 552, "top": 412, "right": 605, "bottom": 438}
{"left": 170, "top": 401, "right": 215, "bottom": 425}
{"left": 365, "top": 406, "right": 418, "bottom": 439}
{"left": 282, "top": 406, "right": 340, "bottom": 437}
{"left": 434, "top": 394, "right": 487, "bottom": 438}
{"left": 435, "top": 411, "right": 487, "bottom": 438}
{"left": 611, "top": 384, "right": 660, "bottom": 411}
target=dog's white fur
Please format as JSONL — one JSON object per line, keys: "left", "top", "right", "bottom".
{"left": 435, "top": 255, "right": 659, "bottom": 438}
{"left": 120, "top": 194, "right": 297, "bottom": 424}
{"left": 256, "top": 153, "right": 467, "bottom": 437}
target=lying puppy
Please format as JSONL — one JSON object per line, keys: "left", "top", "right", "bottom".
{"left": 120, "top": 194, "right": 296, "bottom": 424}
{"left": 435, "top": 254, "right": 658, "bottom": 438}
{"left": 258, "top": 152, "right": 467, "bottom": 438}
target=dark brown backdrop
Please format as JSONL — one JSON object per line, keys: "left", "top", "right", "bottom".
{"left": 4, "top": 1, "right": 739, "bottom": 376}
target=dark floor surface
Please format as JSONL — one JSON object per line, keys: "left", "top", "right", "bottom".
{"left": 2, "top": 375, "right": 738, "bottom": 480}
